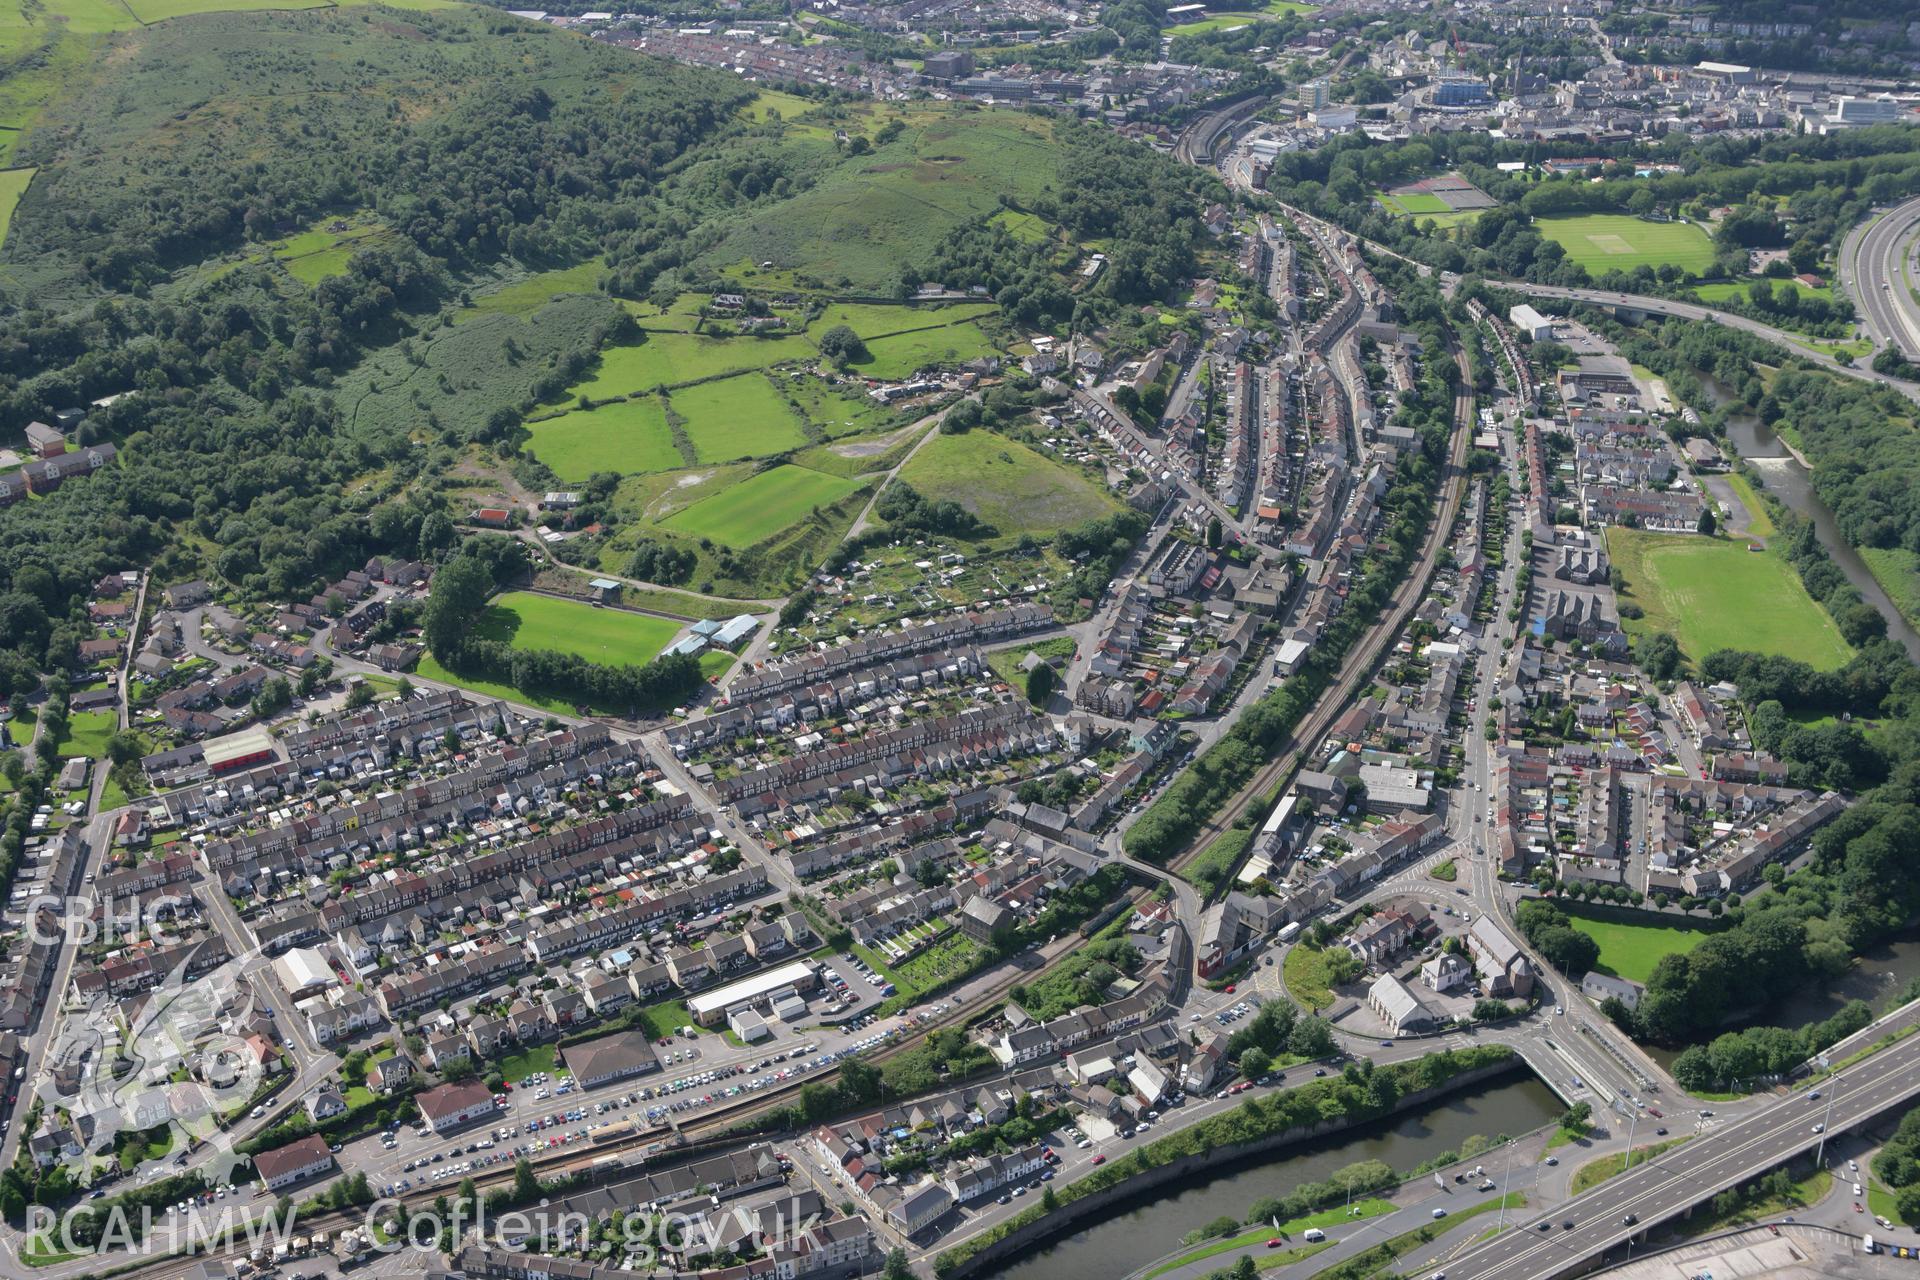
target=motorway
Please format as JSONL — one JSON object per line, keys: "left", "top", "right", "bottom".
{"left": 1512, "top": 283, "right": 1920, "bottom": 406}
{"left": 1840, "top": 194, "right": 1920, "bottom": 363}
{"left": 1441, "top": 1001, "right": 1920, "bottom": 1280}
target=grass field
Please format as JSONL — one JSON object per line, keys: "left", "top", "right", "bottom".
{"left": 671, "top": 373, "right": 811, "bottom": 463}
{"left": 1558, "top": 904, "right": 1719, "bottom": 984}
{"left": 661, "top": 464, "right": 861, "bottom": 548}
{"left": 471, "top": 591, "right": 680, "bottom": 666}
{"left": 1536, "top": 215, "right": 1717, "bottom": 276}
{"left": 1380, "top": 191, "right": 1449, "bottom": 215}
{"left": 1166, "top": 0, "right": 1314, "bottom": 34}
{"left": 572, "top": 330, "right": 817, "bottom": 399}
{"left": 460, "top": 261, "right": 604, "bottom": 321}
{"left": 894, "top": 429, "right": 1121, "bottom": 546}
{"left": 525, "top": 398, "right": 683, "bottom": 480}
{"left": 988, "top": 208, "right": 1052, "bottom": 244}
{"left": 779, "top": 373, "right": 902, "bottom": 439}
{"left": 1861, "top": 546, "right": 1920, "bottom": 631}
{"left": 1282, "top": 943, "right": 1347, "bottom": 1011}
{"left": 1693, "top": 277, "right": 1833, "bottom": 304}
{"left": 1605, "top": 528, "right": 1852, "bottom": 669}
{"left": 0, "top": 167, "right": 33, "bottom": 249}
{"left": 54, "top": 710, "right": 117, "bottom": 761}
{"left": 854, "top": 322, "right": 998, "bottom": 379}
{"left": 269, "top": 215, "right": 391, "bottom": 284}
{"left": 698, "top": 107, "right": 1060, "bottom": 292}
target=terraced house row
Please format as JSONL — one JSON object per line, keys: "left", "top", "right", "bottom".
{"left": 664, "top": 644, "right": 992, "bottom": 754}
{"left": 724, "top": 603, "right": 1052, "bottom": 704}
{"left": 715, "top": 701, "right": 1056, "bottom": 815}
{"left": 199, "top": 722, "right": 638, "bottom": 877}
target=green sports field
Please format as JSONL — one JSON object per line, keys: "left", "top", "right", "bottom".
{"left": 1380, "top": 191, "right": 1449, "bottom": 215}
{"left": 661, "top": 464, "right": 861, "bottom": 548}
{"left": 1537, "top": 215, "right": 1717, "bottom": 276}
{"left": 1606, "top": 528, "right": 1852, "bottom": 669}
{"left": 1559, "top": 906, "right": 1719, "bottom": 984}
{"left": 525, "top": 397, "right": 683, "bottom": 480}
{"left": 671, "top": 373, "right": 811, "bottom": 463}
{"left": 471, "top": 591, "right": 680, "bottom": 666}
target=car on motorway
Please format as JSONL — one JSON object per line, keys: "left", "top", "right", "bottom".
{"left": 1622, "top": 1215, "right": 1637, "bottom": 1227}
{"left": 1090, "top": 1154, "right": 1106, "bottom": 1166}
{"left": 1814, "top": 1123, "right": 1826, "bottom": 1134}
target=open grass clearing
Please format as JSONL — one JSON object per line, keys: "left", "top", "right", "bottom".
{"left": 1861, "top": 546, "right": 1920, "bottom": 631}
{"left": 671, "top": 372, "right": 811, "bottom": 464}
{"left": 1556, "top": 902, "right": 1720, "bottom": 984}
{"left": 776, "top": 371, "right": 904, "bottom": 440}
{"left": 571, "top": 330, "right": 817, "bottom": 399}
{"left": 55, "top": 709, "right": 117, "bottom": 761}
{"left": 458, "top": 260, "right": 604, "bottom": 321}
{"left": 524, "top": 397, "right": 683, "bottom": 480}
{"left": 1536, "top": 215, "right": 1717, "bottom": 276}
{"left": 696, "top": 108, "right": 1060, "bottom": 292}
{"left": 850, "top": 321, "right": 998, "bottom": 380}
{"left": 0, "top": 167, "right": 33, "bottom": 250}
{"left": 471, "top": 591, "right": 680, "bottom": 667}
{"left": 660, "top": 464, "right": 861, "bottom": 549}
{"left": 1692, "top": 277, "right": 1833, "bottom": 304}
{"left": 1283, "top": 943, "right": 1345, "bottom": 1011}
{"left": 893, "top": 429, "right": 1121, "bottom": 546}
{"left": 1605, "top": 527, "right": 1852, "bottom": 670}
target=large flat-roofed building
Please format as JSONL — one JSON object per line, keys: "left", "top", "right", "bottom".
{"left": 686, "top": 958, "right": 818, "bottom": 1027}
{"left": 1508, "top": 305, "right": 1554, "bottom": 342}
{"left": 204, "top": 726, "right": 276, "bottom": 775}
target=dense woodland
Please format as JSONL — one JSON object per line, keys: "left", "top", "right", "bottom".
{"left": 0, "top": 6, "right": 1208, "bottom": 708}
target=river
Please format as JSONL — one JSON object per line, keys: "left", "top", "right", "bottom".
{"left": 1720, "top": 412, "right": 1920, "bottom": 659}
{"left": 991, "top": 1075, "right": 1561, "bottom": 1280}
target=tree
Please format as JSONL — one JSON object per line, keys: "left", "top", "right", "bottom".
{"left": 1240, "top": 1046, "right": 1273, "bottom": 1079}
{"left": 1205, "top": 516, "right": 1223, "bottom": 549}
{"left": 1697, "top": 507, "right": 1717, "bottom": 536}
{"left": 816, "top": 325, "right": 868, "bottom": 366}
{"left": 884, "top": 1247, "right": 913, "bottom": 1280}
{"left": 1025, "top": 661, "right": 1056, "bottom": 707}
{"left": 1288, "top": 1016, "right": 1333, "bottom": 1059}
{"left": 512, "top": 1158, "right": 539, "bottom": 1201}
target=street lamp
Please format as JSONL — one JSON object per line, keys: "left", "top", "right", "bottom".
{"left": 1817, "top": 1064, "right": 1841, "bottom": 1166}
{"left": 1622, "top": 1098, "right": 1642, "bottom": 1174}
{"left": 1497, "top": 1139, "right": 1516, "bottom": 1231}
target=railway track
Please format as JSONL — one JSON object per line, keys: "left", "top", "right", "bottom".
{"left": 1158, "top": 336, "right": 1477, "bottom": 888}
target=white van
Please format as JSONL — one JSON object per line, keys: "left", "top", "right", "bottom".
{"left": 1303, "top": 1228, "right": 1326, "bottom": 1243}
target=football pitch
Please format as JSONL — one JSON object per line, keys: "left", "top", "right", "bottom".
{"left": 471, "top": 591, "right": 680, "bottom": 666}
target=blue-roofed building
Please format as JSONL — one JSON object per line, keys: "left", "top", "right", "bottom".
{"left": 663, "top": 634, "right": 709, "bottom": 658}
{"left": 690, "top": 618, "right": 724, "bottom": 637}
{"left": 713, "top": 614, "right": 759, "bottom": 650}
